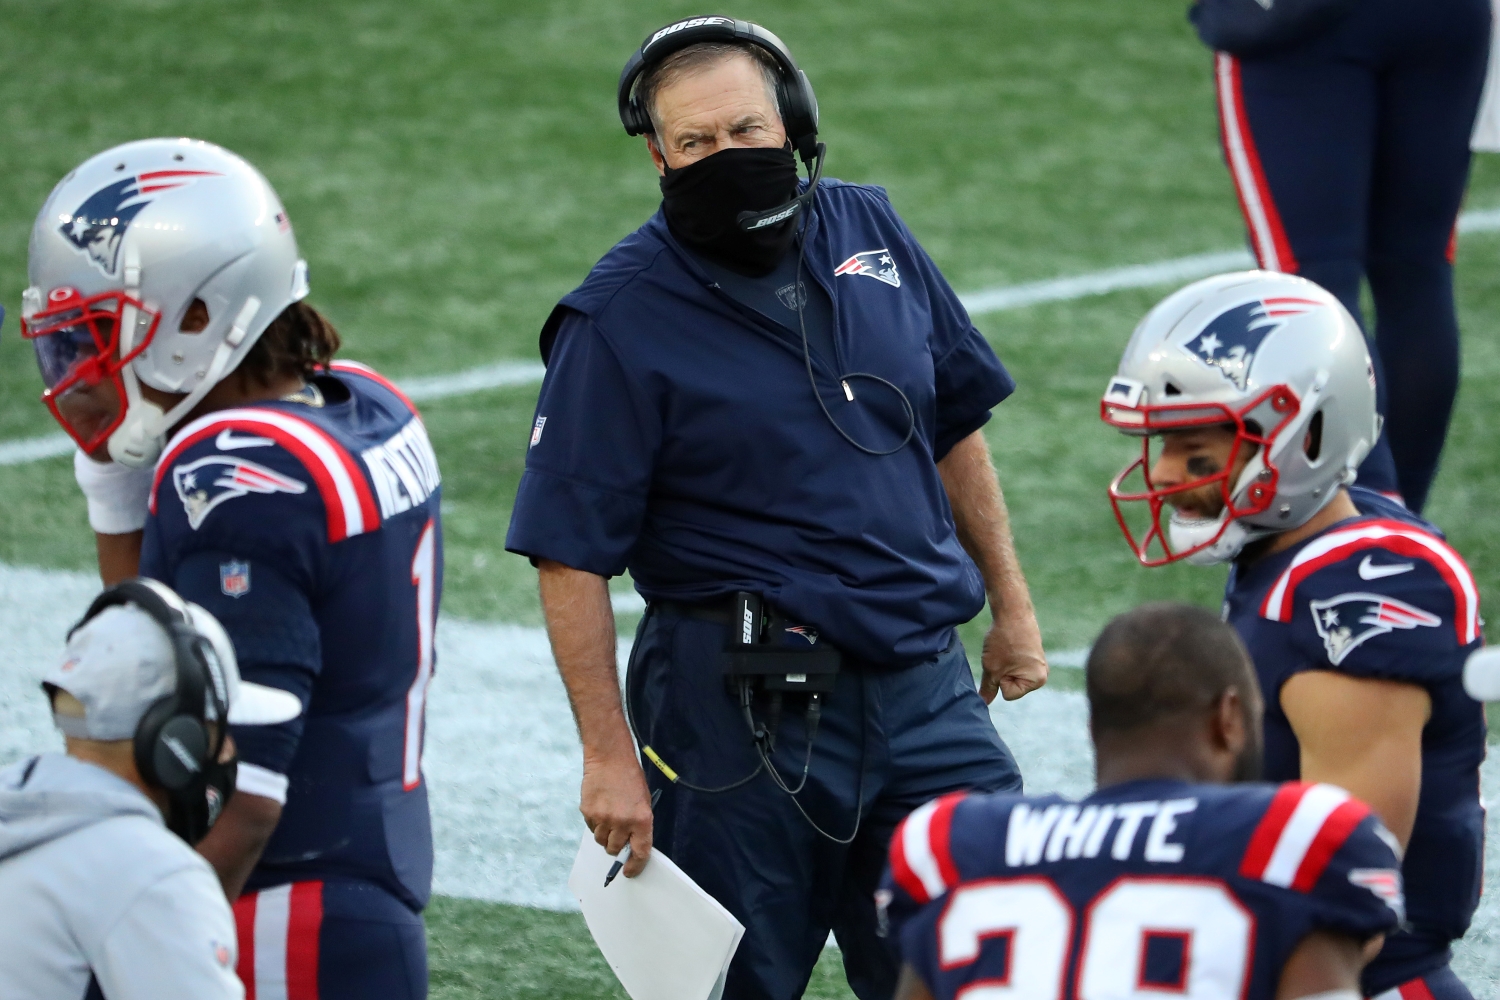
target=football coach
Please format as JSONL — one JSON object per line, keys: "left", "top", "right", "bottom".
{"left": 505, "top": 16, "right": 1047, "bottom": 1000}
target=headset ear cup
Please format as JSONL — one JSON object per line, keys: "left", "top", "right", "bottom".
{"left": 134, "top": 696, "right": 208, "bottom": 795}
{"left": 133, "top": 695, "right": 174, "bottom": 788}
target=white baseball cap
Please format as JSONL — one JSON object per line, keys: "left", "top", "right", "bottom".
{"left": 45, "top": 599, "right": 303, "bottom": 741}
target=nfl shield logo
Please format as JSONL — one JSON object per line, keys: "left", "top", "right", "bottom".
{"left": 220, "top": 560, "right": 251, "bottom": 598}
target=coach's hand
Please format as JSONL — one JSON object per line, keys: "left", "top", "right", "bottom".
{"left": 981, "top": 609, "right": 1048, "bottom": 703}
{"left": 582, "top": 751, "right": 654, "bottom": 877}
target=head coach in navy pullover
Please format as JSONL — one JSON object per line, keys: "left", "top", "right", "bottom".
{"left": 505, "top": 17, "right": 1048, "bottom": 999}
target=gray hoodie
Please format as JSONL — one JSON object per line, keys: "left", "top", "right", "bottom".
{"left": 0, "top": 753, "right": 243, "bottom": 999}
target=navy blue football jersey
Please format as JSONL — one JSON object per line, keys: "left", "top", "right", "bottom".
{"left": 882, "top": 779, "right": 1403, "bottom": 1000}
{"left": 139, "top": 361, "right": 443, "bottom": 910}
{"left": 1225, "top": 488, "right": 1485, "bottom": 992}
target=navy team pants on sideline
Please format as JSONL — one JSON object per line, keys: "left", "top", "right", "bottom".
{"left": 1370, "top": 965, "right": 1476, "bottom": 1000}
{"left": 626, "top": 605, "right": 1022, "bottom": 1000}
{"left": 233, "top": 878, "right": 428, "bottom": 1000}
{"left": 1213, "top": 0, "right": 1490, "bottom": 512}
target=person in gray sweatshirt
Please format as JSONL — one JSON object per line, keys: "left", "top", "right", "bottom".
{"left": 0, "top": 578, "right": 302, "bottom": 999}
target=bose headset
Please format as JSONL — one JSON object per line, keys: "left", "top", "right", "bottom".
{"left": 619, "top": 17, "right": 820, "bottom": 162}
{"left": 618, "top": 16, "right": 917, "bottom": 457}
{"left": 68, "top": 578, "right": 234, "bottom": 843}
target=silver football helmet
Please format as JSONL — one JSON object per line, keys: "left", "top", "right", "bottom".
{"left": 21, "top": 138, "right": 309, "bottom": 467}
{"left": 1100, "top": 270, "right": 1379, "bottom": 565}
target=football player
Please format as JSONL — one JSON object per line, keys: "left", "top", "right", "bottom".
{"left": 20, "top": 138, "right": 443, "bottom": 999}
{"left": 883, "top": 602, "right": 1403, "bottom": 1000}
{"left": 1100, "top": 271, "right": 1485, "bottom": 1000}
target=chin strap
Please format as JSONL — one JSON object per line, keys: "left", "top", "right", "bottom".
{"left": 108, "top": 295, "right": 262, "bottom": 469}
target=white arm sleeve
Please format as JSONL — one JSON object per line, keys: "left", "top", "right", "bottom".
{"left": 73, "top": 449, "right": 154, "bottom": 534}
{"left": 92, "top": 866, "right": 244, "bottom": 1000}
{"left": 235, "top": 762, "right": 290, "bottom": 804}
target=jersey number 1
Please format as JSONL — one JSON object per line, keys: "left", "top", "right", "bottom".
{"left": 940, "top": 877, "right": 1252, "bottom": 999}
{"left": 404, "top": 518, "right": 437, "bottom": 791}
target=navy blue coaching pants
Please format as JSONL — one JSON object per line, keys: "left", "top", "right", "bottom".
{"left": 626, "top": 605, "right": 1022, "bottom": 1000}
{"left": 1214, "top": 0, "right": 1490, "bottom": 512}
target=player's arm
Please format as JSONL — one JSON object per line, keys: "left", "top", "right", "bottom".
{"left": 197, "top": 791, "right": 282, "bottom": 900}
{"left": 1281, "top": 671, "right": 1429, "bottom": 847}
{"left": 538, "top": 559, "right": 653, "bottom": 876}
{"left": 95, "top": 530, "right": 143, "bottom": 585}
{"left": 73, "top": 450, "right": 153, "bottom": 584}
{"left": 893, "top": 963, "right": 936, "bottom": 1000}
{"left": 1275, "top": 928, "right": 1377, "bottom": 1000}
{"left": 937, "top": 428, "right": 1046, "bottom": 702}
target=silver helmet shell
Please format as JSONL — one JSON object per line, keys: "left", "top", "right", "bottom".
{"left": 24, "top": 138, "right": 309, "bottom": 467}
{"left": 1102, "top": 270, "right": 1380, "bottom": 564}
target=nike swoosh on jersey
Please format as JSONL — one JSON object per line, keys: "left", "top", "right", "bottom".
{"left": 1358, "top": 555, "right": 1416, "bottom": 580}
{"left": 215, "top": 429, "right": 275, "bottom": 450}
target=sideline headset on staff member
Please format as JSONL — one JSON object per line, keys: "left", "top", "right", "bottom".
{"left": 617, "top": 15, "right": 917, "bottom": 457}
{"left": 59, "top": 579, "right": 235, "bottom": 844}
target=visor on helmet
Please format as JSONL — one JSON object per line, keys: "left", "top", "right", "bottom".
{"left": 21, "top": 287, "right": 162, "bottom": 454}
{"left": 1101, "top": 382, "right": 1300, "bottom": 566}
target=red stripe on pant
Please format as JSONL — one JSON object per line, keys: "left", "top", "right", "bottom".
{"left": 1397, "top": 976, "right": 1439, "bottom": 1000}
{"left": 232, "top": 881, "right": 324, "bottom": 1000}
{"left": 1215, "top": 52, "right": 1300, "bottom": 273}
{"left": 233, "top": 892, "right": 258, "bottom": 1000}
{"left": 287, "top": 882, "right": 324, "bottom": 1000}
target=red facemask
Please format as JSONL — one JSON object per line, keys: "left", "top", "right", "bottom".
{"left": 1101, "top": 383, "right": 1300, "bottom": 566}
{"left": 22, "top": 286, "right": 162, "bottom": 453}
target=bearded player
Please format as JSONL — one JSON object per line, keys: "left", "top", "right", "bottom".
{"left": 1100, "top": 271, "right": 1485, "bottom": 1000}
{"left": 21, "top": 138, "right": 442, "bottom": 998}
{"left": 882, "top": 602, "right": 1404, "bottom": 1000}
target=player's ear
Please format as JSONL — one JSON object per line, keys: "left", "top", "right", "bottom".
{"left": 1213, "top": 687, "right": 1246, "bottom": 756}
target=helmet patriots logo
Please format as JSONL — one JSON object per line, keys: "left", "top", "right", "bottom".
{"left": 1310, "top": 591, "right": 1441, "bottom": 665}
{"left": 59, "top": 170, "right": 219, "bottom": 277}
{"left": 1182, "top": 297, "right": 1319, "bottom": 390}
{"left": 173, "top": 455, "right": 307, "bottom": 530}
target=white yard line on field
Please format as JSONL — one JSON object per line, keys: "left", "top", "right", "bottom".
{"left": 0, "top": 432, "right": 72, "bottom": 465}
{"left": 7, "top": 205, "right": 1500, "bottom": 467}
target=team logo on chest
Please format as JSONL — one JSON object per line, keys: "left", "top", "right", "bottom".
{"left": 1309, "top": 591, "right": 1441, "bottom": 665}
{"left": 1181, "top": 297, "right": 1319, "bottom": 390}
{"left": 834, "top": 249, "right": 900, "bottom": 288}
{"left": 173, "top": 456, "right": 308, "bottom": 529}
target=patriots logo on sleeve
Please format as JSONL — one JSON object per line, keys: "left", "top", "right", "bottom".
{"left": 834, "top": 249, "right": 901, "bottom": 288}
{"left": 173, "top": 455, "right": 308, "bottom": 529}
{"left": 58, "top": 170, "right": 219, "bottom": 277}
{"left": 1182, "top": 297, "right": 1319, "bottom": 390}
{"left": 1310, "top": 592, "right": 1441, "bottom": 665}
{"left": 1348, "top": 868, "right": 1406, "bottom": 922}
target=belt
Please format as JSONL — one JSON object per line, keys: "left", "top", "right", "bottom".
{"left": 651, "top": 599, "right": 736, "bottom": 625}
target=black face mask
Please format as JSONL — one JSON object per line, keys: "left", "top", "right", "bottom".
{"left": 167, "top": 751, "right": 237, "bottom": 845}
{"left": 660, "top": 146, "right": 801, "bottom": 276}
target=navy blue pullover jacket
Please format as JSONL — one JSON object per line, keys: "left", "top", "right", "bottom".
{"left": 506, "top": 178, "right": 1015, "bottom": 666}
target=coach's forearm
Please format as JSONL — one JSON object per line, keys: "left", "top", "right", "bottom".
{"left": 937, "top": 429, "right": 1035, "bottom": 618}
{"left": 537, "top": 559, "right": 633, "bottom": 760}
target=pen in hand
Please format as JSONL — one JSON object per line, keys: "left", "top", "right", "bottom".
{"left": 605, "top": 788, "right": 662, "bottom": 887}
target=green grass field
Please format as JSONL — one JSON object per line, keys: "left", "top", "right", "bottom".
{"left": 3, "top": 1, "right": 1499, "bottom": 996}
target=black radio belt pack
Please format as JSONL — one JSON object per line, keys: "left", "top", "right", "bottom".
{"left": 723, "top": 592, "right": 840, "bottom": 693}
